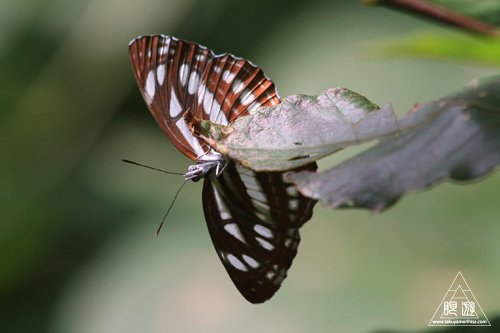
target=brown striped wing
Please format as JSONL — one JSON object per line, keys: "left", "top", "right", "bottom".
{"left": 129, "top": 35, "right": 280, "bottom": 160}
{"left": 192, "top": 54, "right": 280, "bottom": 125}
{"left": 129, "top": 35, "right": 214, "bottom": 160}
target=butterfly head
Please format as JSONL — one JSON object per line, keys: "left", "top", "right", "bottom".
{"left": 184, "top": 149, "right": 228, "bottom": 182}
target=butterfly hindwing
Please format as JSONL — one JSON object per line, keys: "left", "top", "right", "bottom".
{"left": 193, "top": 55, "right": 280, "bottom": 125}
{"left": 203, "top": 161, "right": 317, "bottom": 303}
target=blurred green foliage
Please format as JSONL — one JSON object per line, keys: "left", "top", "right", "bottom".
{"left": 370, "top": 32, "right": 500, "bottom": 66}
{"left": 1, "top": 0, "right": 499, "bottom": 332}
{"left": 433, "top": 0, "right": 500, "bottom": 25}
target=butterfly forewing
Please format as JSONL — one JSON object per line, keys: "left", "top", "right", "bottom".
{"left": 129, "top": 35, "right": 317, "bottom": 303}
{"left": 129, "top": 35, "right": 280, "bottom": 158}
{"left": 129, "top": 35, "right": 215, "bottom": 159}
{"left": 203, "top": 162, "right": 317, "bottom": 303}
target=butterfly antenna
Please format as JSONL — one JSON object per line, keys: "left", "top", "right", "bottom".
{"left": 155, "top": 179, "right": 188, "bottom": 236}
{"left": 121, "top": 159, "right": 184, "bottom": 175}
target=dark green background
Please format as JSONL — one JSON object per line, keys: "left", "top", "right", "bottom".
{"left": 1, "top": 0, "right": 499, "bottom": 332}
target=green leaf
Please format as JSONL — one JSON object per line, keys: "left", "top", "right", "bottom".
{"left": 193, "top": 76, "right": 500, "bottom": 212}
{"left": 191, "top": 88, "right": 380, "bottom": 171}
{"left": 288, "top": 76, "right": 500, "bottom": 212}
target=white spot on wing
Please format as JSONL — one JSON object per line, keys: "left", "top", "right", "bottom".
{"left": 232, "top": 79, "right": 244, "bottom": 94}
{"left": 188, "top": 71, "right": 200, "bottom": 94}
{"left": 212, "top": 185, "right": 232, "bottom": 220}
{"left": 223, "top": 223, "right": 246, "bottom": 243}
{"left": 197, "top": 84, "right": 205, "bottom": 107}
{"left": 195, "top": 52, "right": 206, "bottom": 62}
{"left": 252, "top": 199, "right": 270, "bottom": 213}
{"left": 266, "top": 271, "right": 276, "bottom": 280}
{"left": 242, "top": 254, "right": 260, "bottom": 269}
{"left": 247, "top": 189, "right": 266, "bottom": 203}
{"left": 254, "top": 225, "right": 273, "bottom": 239}
{"left": 226, "top": 254, "right": 248, "bottom": 271}
{"left": 159, "top": 39, "right": 170, "bottom": 55}
{"left": 288, "top": 199, "right": 299, "bottom": 211}
{"left": 237, "top": 167, "right": 272, "bottom": 220}
{"left": 251, "top": 200, "right": 271, "bottom": 223}
{"left": 169, "top": 87, "right": 182, "bottom": 117}
{"left": 157, "top": 64, "right": 165, "bottom": 86}
{"left": 179, "top": 63, "right": 188, "bottom": 87}
{"left": 284, "top": 237, "right": 298, "bottom": 249}
{"left": 286, "top": 186, "right": 298, "bottom": 197}
{"left": 256, "top": 237, "right": 274, "bottom": 251}
{"left": 255, "top": 211, "right": 267, "bottom": 221}
{"left": 203, "top": 91, "right": 215, "bottom": 116}
{"left": 209, "top": 99, "right": 224, "bottom": 124}
{"left": 214, "top": 109, "right": 228, "bottom": 125}
{"left": 222, "top": 70, "right": 236, "bottom": 84}
{"left": 247, "top": 100, "right": 263, "bottom": 113}
{"left": 175, "top": 118, "right": 204, "bottom": 155}
{"left": 240, "top": 91, "right": 255, "bottom": 106}
{"left": 145, "top": 70, "right": 155, "bottom": 102}
{"left": 239, "top": 173, "right": 260, "bottom": 191}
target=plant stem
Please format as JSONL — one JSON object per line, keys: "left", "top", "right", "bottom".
{"left": 364, "top": 0, "right": 499, "bottom": 36}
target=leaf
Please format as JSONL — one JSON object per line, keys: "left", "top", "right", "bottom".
{"left": 288, "top": 76, "right": 500, "bottom": 212}
{"left": 192, "top": 76, "right": 500, "bottom": 212}
{"left": 190, "top": 88, "right": 380, "bottom": 171}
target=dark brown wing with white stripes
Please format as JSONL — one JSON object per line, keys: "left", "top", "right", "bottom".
{"left": 129, "top": 35, "right": 214, "bottom": 160}
{"left": 203, "top": 161, "right": 317, "bottom": 303}
{"left": 129, "top": 35, "right": 280, "bottom": 160}
{"left": 192, "top": 54, "right": 280, "bottom": 125}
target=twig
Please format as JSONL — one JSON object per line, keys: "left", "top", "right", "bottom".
{"left": 364, "top": 0, "right": 499, "bottom": 36}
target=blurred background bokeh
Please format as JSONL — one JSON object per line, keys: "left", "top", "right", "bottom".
{"left": 1, "top": 0, "right": 499, "bottom": 332}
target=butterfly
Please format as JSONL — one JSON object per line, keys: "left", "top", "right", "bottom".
{"left": 128, "top": 35, "right": 317, "bottom": 303}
